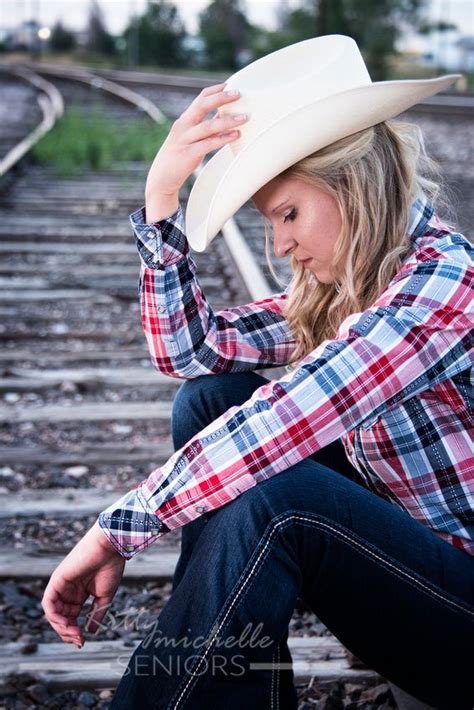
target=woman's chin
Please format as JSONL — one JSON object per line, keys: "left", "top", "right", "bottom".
{"left": 311, "top": 268, "right": 333, "bottom": 284}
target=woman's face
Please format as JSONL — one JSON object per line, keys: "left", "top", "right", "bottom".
{"left": 252, "top": 175, "right": 342, "bottom": 284}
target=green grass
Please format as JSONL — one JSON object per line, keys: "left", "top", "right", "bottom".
{"left": 32, "top": 102, "right": 172, "bottom": 177}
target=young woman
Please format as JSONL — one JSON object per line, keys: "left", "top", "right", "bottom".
{"left": 42, "top": 38, "right": 473, "bottom": 710}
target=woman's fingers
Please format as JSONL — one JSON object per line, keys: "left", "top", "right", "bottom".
{"left": 45, "top": 605, "right": 82, "bottom": 639}
{"left": 46, "top": 594, "right": 84, "bottom": 644}
{"left": 183, "top": 84, "right": 241, "bottom": 127}
{"left": 144, "top": 82, "right": 242, "bottom": 198}
{"left": 41, "top": 585, "right": 69, "bottom": 627}
{"left": 186, "top": 111, "right": 248, "bottom": 145}
{"left": 47, "top": 594, "right": 115, "bottom": 645}
{"left": 180, "top": 83, "right": 247, "bottom": 153}
{"left": 201, "top": 81, "right": 227, "bottom": 94}
{"left": 186, "top": 129, "right": 242, "bottom": 157}
{"left": 85, "top": 594, "right": 113, "bottom": 634}
{"left": 42, "top": 578, "right": 85, "bottom": 636}
{"left": 50, "top": 618, "right": 84, "bottom": 646}
{"left": 51, "top": 618, "right": 81, "bottom": 638}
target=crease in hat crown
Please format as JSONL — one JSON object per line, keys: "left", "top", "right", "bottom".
{"left": 185, "top": 34, "right": 461, "bottom": 252}
{"left": 222, "top": 34, "right": 372, "bottom": 160}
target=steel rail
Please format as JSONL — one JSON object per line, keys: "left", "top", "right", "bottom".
{"left": 13, "top": 61, "right": 275, "bottom": 299}
{"left": 0, "top": 65, "right": 64, "bottom": 176}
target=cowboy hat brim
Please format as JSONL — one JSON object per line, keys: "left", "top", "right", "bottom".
{"left": 185, "top": 74, "right": 460, "bottom": 252}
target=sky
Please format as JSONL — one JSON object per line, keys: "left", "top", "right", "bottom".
{"left": 1, "top": 0, "right": 473, "bottom": 45}
{"left": 2, "top": 0, "right": 282, "bottom": 34}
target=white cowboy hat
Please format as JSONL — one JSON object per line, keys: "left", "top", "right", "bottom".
{"left": 185, "top": 34, "right": 461, "bottom": 252}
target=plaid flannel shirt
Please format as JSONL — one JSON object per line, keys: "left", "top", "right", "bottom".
{"left": 98, "top": 193, "right": 474, "bottom": 558}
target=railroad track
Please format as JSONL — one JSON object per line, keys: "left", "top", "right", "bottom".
{"left": 0, "top": 61, "right": 471, "bottom": 708}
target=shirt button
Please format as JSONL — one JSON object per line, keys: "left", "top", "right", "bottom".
{"left": 147, "top": 230, "right": 155, "bottom": 238}
{"left": 195, "top": 505, "right": 206, "bottom": 513}
{"left": 157, "top": 305, "right": 166, "bottom": 313}
{"left": 125, "top": 544, "right": 136, "bottom": 552}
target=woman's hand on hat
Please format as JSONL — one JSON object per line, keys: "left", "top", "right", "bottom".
{"left": 145, "top": 82, "right": 247, "bottom": 201}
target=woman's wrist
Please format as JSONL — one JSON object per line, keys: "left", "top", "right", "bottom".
{"left": 145, "top": 190, "right": 180, "bottom": 223}
{"left": 91, "top": 520, "right": 124, "bottom": 558}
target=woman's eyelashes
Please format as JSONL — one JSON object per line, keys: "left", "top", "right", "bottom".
{"left": 283, "top": 208, "right": 297, "bottom": 223}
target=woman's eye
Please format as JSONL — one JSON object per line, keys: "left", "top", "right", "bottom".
{"left": 283, "top": 208, "right": 297, "bottom": 223}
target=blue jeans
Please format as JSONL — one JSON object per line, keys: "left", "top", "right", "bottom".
{"left": 111, "top": 371, "right": 474, "bottom": 709}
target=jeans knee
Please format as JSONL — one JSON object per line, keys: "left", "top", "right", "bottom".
{"left": 206, "top": 481, "right": 276, "bottom": 550}
{"left": 171, "top": 376, "right": 210, "bottom": 449}
{"left": 171, "top": 377, "right": 199, "bottom": 423}
{"left": 221, "top": 463, "right": 346, "bottom": 543}
{"left": 171, "top": 371, "right": 269, "bottom": 451}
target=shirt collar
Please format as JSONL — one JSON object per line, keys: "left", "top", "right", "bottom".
{"left": 407, "top": 192, "right": 435, "bottom": 240}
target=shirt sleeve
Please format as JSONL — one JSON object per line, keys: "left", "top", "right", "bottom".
{"left": 98, "top": 255, "right": 473, "bottom": 558}
{"left": 131, "top": 203, "right": 297, "bottom": 378}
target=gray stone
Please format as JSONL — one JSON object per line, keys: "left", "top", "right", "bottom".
{"left": 78, "top": 690, "right": 98, "bottom": 706}
{"left": 19, "top": 641, "right": 38, "bottom": 654}
{"left": 26, "top": 682, "right": 49, "bottom": 703}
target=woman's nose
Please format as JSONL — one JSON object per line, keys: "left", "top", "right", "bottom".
{"left": 273, "top": 232, "right": 295, "bottom": 258}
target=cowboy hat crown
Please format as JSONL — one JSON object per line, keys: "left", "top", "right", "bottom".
{"left": 185, "top": 34, "right": 461, "bottom": 252}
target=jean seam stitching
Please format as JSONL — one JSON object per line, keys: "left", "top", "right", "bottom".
{"left": 276, "top": 643, "right": 280, "bottom": 710}
{"left": 168, "top": 511, "right": 473, "bottom": 709}
{"left": 168, "top": 516, "right": 282, "bottom": 709}
{"left": 270, "top": 646, "right": 276, "bottom": 710}
{"left": 284, "top": 515, "right": 474, "bottom": 618}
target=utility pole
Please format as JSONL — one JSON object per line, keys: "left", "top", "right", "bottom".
{"left": 317, "top": 0, "right": 329, "bottom": 36}
{"left": 128, "top": 0, "right": 139, "bottom": 68}
{"left": 29, "top": 0, "right": 41, "bottom": 59}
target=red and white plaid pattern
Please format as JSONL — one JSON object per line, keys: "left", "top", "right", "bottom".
{"left": 98, "top": 194, "right": 473, "bottom": 558}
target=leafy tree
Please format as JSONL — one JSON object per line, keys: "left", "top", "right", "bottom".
{"left": 313, "top": 0, "right": 429, "bottom": 79}
{"left": 275, "top": 0, "right": 291, "bottom": 31}
{"left": 50, "top": 20, "right": 77, "bottom": 52}
{"left": 418, "top": 19, "right": 457, "bottom": 34}
{"left": 250, "top": 0, "right": 430, "bottom": 80}
{"left": 86, "top": 0, "right": 116, "bottom": 56}
{"left": 123, "top": 0, "right": 187, "bottom": 68}
{"left": 198, "top": 0, "right": 253, "bottom": 70}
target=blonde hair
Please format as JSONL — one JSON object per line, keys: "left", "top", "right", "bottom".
{"left": 260, "top": 120, "right": 457, "bottom": 370}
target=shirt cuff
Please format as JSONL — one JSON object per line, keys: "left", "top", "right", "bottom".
{"left": 97, "top": 487, "right": 171, "bottom": 559}
{"left": 129, "top": 202, "right": 189, "bottom": 268}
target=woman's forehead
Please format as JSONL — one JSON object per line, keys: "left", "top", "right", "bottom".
{"left": 252, "top": 175, "right": 294, "bottom": 212}
{"left": 252, "top": 175, "right": 319, "bottom": 214}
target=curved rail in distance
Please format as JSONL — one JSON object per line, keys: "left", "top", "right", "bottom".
{"left": 0, "top": 64, "right": 64, "bottom": 176}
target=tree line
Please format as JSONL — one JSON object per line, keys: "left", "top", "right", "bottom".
{"left": 46, "top": 0, "right": 447, "bottom": 81}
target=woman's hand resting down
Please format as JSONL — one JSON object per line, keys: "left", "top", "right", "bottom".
{"left": 41, "top": 521, "right": 125, "bottom": 648}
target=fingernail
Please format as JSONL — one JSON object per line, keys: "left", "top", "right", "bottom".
{"left": 233, "top": 113, "right": 248, "bottom": 122}
{"left": 225, "top": 89, "right": 240, "bottom": 96}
